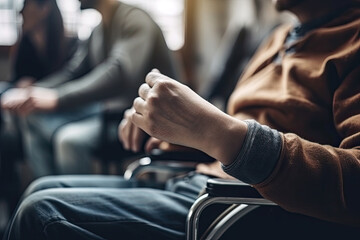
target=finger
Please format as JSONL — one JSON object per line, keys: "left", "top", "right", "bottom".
{"left": 119, "top": 108, "right": 135, "bottom": 149}
{"left": 144, "top": 137, "right": 162, "bottom": 153}
{"left": 1, "top": 100, "right": 10, "bottom": 109}
{"left": 2, "top": 98, "right": 19, "bottom": 110}
{"left": 15, "top": 97, "right": 32, "bottom": 114}
{"left": 20, "top": 97, "right": 36, "bottom": 115}
{"left": 151, "top": 68, "right": 160, "bottom": 73}
{"left": 138, "top": 83, "right": 151, "bottom": 100}
{"left": 131, "top": 126, "right": 145, "bottom": 152}
{"left": 19, "top": 103, "right": 35, "bottom": 116}
{"left": 124, "top": 108, "right": 135, "bottom": 119}
{"left": 131, "top": 112, "right": 146, "bottom": 132}
{"left": 22, "top": 95, "right": 37, "bottom": 111}
{"left": 145, "top": 72, "right": 162, "bottom": 87}
{"left": 118, "top": 119, "right": 124, "bottom": 142}
{"left": 118, "top": 119, "right": 128, "bottom": 146}
{"left": 121, "top": 119, "right": 133, "bottom": 150}
{"left": 133, "top": 97, "right": 146, "bottom": 115}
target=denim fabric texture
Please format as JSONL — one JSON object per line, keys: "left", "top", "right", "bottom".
{"left": 4, "top": 173, "right": 209, "bottom": 240}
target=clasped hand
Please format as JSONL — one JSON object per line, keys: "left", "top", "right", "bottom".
{"left": 131, "top": 70, "right": 216, "bottom": 152}
{"left": 1, "top": 86, "right": 59, "bottom": 115}
{"left": 121, "top": 69, "right": 248, "bottom": 168}
{"left": 119, "top": 69, "right": 214, "bottom": 154}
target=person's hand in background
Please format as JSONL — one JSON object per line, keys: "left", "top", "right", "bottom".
{"left": 1, "top": 88, "right": 30, "bottom": 114}
{"left": 1, "top": 87, "right": 59, "bottom": 115}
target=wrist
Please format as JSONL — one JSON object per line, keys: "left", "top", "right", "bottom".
{"left": 200, "top": 113, "right": 247, "bottom": 165}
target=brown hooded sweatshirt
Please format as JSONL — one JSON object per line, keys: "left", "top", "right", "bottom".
{"left": 226, "top": 6, "right": 360, "bottom": 226}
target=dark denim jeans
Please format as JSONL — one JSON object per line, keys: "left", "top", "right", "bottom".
{"left": 20, "top": 103, "right": 102, "bottom": 177}
{"left": 4, "top": 172, "right": 209, "bottom": 240}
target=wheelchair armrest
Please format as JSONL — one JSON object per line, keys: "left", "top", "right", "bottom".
{"left": 149, "top": 148, "right": 216, "bottom": 163}
{"left": 206, "top": 178, "right": 263, "bottom": 199}
{"left": 123, "top": 149, "right": 215, "bottom": 180}
{"left": 187, "top": 178, "right": 275, "bottom": 240}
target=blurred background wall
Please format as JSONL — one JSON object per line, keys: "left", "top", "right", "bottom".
{"left": 0, "top": 0, "right": 294, "bottom": 89}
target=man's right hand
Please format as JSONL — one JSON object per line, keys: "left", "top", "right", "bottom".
{"left": 130, "top": 70, "right": 248, "bottom": 166}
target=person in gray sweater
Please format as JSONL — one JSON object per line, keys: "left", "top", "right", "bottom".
{"left": 1, "top": 0, "right": 177, "bottom": 177}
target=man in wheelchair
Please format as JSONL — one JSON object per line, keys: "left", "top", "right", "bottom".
{"left": 4, "top": 0, "right": 360, "bottom": 239}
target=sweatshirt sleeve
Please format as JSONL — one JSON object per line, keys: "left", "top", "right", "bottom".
{"left": 55, "top": 8, "right": 159, "bottom": 109}
{"left": 222, "top": 120, "right": 282, "bottom": 184}
{"left": 34, "top": 38, "right": 91, "bottom": 88}
{"left": 254, "top": 66, "right": 360, "bottom": 227}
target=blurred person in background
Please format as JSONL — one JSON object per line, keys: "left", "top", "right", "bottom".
{"left": 0, "top": 0, "right": 77, "bottom": 208}
{"left": 11, "top": 0, "right": 77, "bottom": 88}
{"left": 1, "top": 0, "right": 177, "bottom": 178}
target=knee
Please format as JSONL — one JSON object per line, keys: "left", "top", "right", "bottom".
{"left": 23, "top": 176, "right": 65, "bottom": 198}
{"left": 17, "top": 192, "right": 46, "bottom": 224}
{"left": 53, "top": 122, "right": 99, "bottom": 174}
{"left": 54, "top": 128, "right": 86, "bottom": 154}
{"left": 53, "top": 129, "right": 88, "bottom": 171}
{"left": 12, "top": 190, "right": 61, "bottom": 239}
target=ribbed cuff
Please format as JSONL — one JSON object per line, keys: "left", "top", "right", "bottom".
{"left": 222, "top": 120, "right": 282, "bottom": 184}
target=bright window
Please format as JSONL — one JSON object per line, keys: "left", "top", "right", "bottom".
{"left": 0, "top": 0, "right": 185, "bottom": 50}
{"left": 120, "top": 0, "right": 185, "bottom": 50}
{"left": 0, "top": 0, "right": 20, "bottom": 46}
{"left": 56, "top": 1, "right": 101, "bottom": 41}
